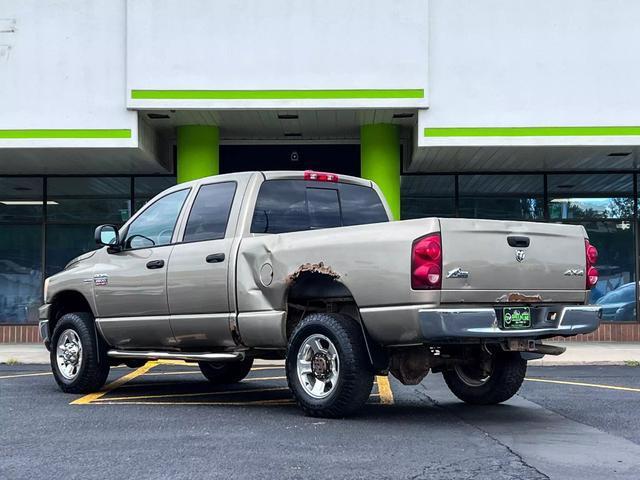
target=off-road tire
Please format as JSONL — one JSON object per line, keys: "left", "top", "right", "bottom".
{"left": 443, "top": 351, "right": 526, "bottom": 405}
{"left": 286, "top": 313, "right": 373, "bottom": 418}
{"left": 50, "top": 311, "right": 110, "bottom": 394}
{"left": 198, "top": 358, "right": 254, "bottom": 384}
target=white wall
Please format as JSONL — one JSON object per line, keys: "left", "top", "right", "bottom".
{"left": 0, "top": 0, "right": 137, "bottom": 148}
{"left": 419, "top": 0, "right": 640, "bottom": 147}
{"left": 126, "top": 0, "right": 429, "bottom": 109}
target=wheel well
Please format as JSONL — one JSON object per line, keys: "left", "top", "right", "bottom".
{"left": 285, "top": 271, "right": 359, "bottom": 338}
{"left": 49, "top": 290, "right": 94, "bottom": 336}
{"left": 285, "top": 272, "right": 389, "bottom": 372}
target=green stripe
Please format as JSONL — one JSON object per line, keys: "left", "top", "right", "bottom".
{"left": 0, "top": 129, "right": 132, "bottom": 139}
{"left": 131, "top": 89, "right": 424, "bottom": 100}
{"left": 424, "top": 126, "right": 640, "bottom": 137}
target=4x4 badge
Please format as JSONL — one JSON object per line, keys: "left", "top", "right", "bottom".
{"left": 515, "top": 250, "right": 526, "bottom": 263}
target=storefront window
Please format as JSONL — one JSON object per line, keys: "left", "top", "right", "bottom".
{"left": 0, "top": 178, "right": 43, "bottom": 324}
{"left": 46, "top": 177, "right": 132, "bottom": 277}
{"left": 459, "top": 175, "right": 544, "bottom": 220}
{"left": 548, "top": 174, "right": 636, "bottom": 321}
{"left": 401, "top": 175, "right": 455, "bottom": 219}
{"left": 548, "top": 174, "right": 634, "bottom": 220}
{"left": 134, "top": 177, "right": 177, "bottom": 212}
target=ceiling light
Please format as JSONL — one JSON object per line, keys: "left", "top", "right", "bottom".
{"left": 556, "top": 184, "right": 574, "bottom": 189}
{"left": 147, "top": 113, "right": 171, "bottom": 120}
{"left": 0, "top": 201, "right": 58, "bottom": 205}
{"left": 284, "top": 132, "right": 302, "bottom": 137}
{"left": 278, "top": 114, "right": 299, "bottom": 120}
{"left": 13, "top": 187, "right": 32, "bottom": 191}
{"left": 608, "top": 152, "right": 631, "bottom": 157}
{"left": 392, "top": 113, "right": 414, "bottom": 119}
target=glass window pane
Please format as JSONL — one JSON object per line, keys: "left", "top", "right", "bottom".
{"left": 548, "top": 174, "right": 634, "bottom": 220}
{"left": 134, "top": 177, "right": 177, "bottom": 211}
{"left": 459, "top": 175, "right": 544, "bottom": 220}
{"left": 251, "top": 180, "right": 308, "bottom": 233}
{"left": 307, "top": 188, "right": 341, "bottom": 230}
{"left": 47, "top": 177, "right": 131, "bottom": 224}
{"left": 339, "top": 183, "right": 388, "bottom": 226}
{"left": 125, "top": 189, "right": 189, "bottom": 248}
{"left": 0, "top": 225, "right": 43, "bottom": 323}
{"left": 184, "top": 182, "right": 236, "bottom": 242}
{"left": 45, "top": 224, "right": 98, "bottom": 277}
{"left": 577, "top": 220, "right": 636, "bottom": 322}
{"left": 251, "top": 180, "right": 388, "bottom": 234}
{"left": 401, "top": 175, "right": 455, "bottom": 219}
{"left": 0, "top": 177, "right": 43, "bottom": 223}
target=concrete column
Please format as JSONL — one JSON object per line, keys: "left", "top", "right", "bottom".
{"left": 176, "top": 125, "right": 219, "bottom": 183}
{"left": 360, "top": 123, "right": 400, "bottom": 220}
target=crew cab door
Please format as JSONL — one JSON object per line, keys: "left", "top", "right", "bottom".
{"left": 167, "top": 180, "right": 240, "bottom": 348}
{"left": 94, "top": 188, "right": 190, "bottom": 349}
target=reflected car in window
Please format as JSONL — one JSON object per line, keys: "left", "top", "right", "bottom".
{"left": 595, "top": 282, "right": 637, "bottom": 322}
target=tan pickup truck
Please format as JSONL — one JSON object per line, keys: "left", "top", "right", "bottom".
{"left": 39, "top": 170, "right": 601, "bottom": 417}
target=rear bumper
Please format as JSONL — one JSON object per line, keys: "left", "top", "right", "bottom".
{"left": 419, "top": 305, "right": 602, "bottom": 341}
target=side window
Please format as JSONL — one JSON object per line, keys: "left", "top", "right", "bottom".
{"left": 183, "top": 182, "right": 237, "bottom": 242}
{"left": 124, "top": 189, "right": 189, "bottom": 249}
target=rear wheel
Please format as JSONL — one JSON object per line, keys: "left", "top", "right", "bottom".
{"left": 443, "top": 351, "right": 526, "bottom": 405}
{"left": 50, "top": 312, "right": 110, "bottom": 393}
{"left": 198, "top": 358, "right": 254, "bottom": 384}
{"left": 286, "top": 313, "right": 373, "bottom": 418}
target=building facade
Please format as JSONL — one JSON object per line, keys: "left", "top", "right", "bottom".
{"left": 2, "top": 0, "right": 640, "bottom": 342}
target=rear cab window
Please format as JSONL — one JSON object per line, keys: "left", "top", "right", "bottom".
{"left": 251, "top": 179, "right": 388, "bottom": 234}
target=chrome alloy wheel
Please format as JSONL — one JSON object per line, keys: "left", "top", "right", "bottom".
{"left": 56, "top": 329, "right": 83, "bottom": 380}
{"left": 296, "top": 334, "right": 340, "bottom": 399}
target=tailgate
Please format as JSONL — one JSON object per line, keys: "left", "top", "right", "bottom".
{"left": 439, "top": 218, "right": 588, "bottom": 304}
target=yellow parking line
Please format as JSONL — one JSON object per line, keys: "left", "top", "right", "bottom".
{"left": 93, "top": 386, "right": 289, "bottom": 402}
{"left": 0, "top": 371, "right": 52, "bottom": 380}
{"left": 91, "top": 398, "right": 296, "bottom": 407}
{"left": 525, "top": 377, "right": 640, "bottom": 393}
{"left": 142, "top": 366, "right": 284, "bottom": 376}
{"left": 71, "top": 361, "right": 159, "bottom": 405}
{"left": 376, "top": 375, "right": 394, "bottom": 405}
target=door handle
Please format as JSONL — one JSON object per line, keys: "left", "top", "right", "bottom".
{"left": 206, "top": 253, "right": 225, "bottom": 263}
{"left": 146, "top": 259, "right": 165, "bottom": 269}
{"left": 507, "top": 235, "right": 530, "bottom": 248}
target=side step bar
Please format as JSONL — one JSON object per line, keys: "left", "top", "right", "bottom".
{"left": 107, "top": 350, "right": 244, "bottom": 363}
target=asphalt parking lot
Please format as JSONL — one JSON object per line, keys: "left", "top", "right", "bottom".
{"left": 3, "top": 362, "right": 640, "bottom": 480}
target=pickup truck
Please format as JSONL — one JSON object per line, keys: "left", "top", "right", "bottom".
{"left": 39, "top": 170, "right": 601, "bottom": 417}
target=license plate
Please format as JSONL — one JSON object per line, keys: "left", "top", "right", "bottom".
{"left": 502, "top": 307, "right": 531, "bottom": 329}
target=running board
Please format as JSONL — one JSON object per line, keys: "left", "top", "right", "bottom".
{"left": 107, "top": 350, "right": 244, "bottom": 363}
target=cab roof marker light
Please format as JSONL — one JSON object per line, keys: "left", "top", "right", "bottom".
{"left": 303, "top": 170, "right": 339, "bottom": 182}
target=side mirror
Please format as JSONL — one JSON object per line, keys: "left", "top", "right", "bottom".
{"left": 94, "top": 225, "right": 120, "bottom": 251}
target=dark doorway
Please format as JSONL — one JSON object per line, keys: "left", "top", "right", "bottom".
{"left": 219, "top": 144, "right": 360, "bottom": 177}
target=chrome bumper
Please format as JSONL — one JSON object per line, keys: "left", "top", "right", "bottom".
{"left": 38, "top": 304, "right": 51, "bottom": 349}
{"left": 419, "top": 305, "right": 602, "bottom": 341}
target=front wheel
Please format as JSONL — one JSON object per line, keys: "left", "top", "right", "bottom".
{"left": 286, "top": 313, "right": 373, "bottom": 418}
{"left": 443, "top": 351, "right": 526, "bottom": 405}
{"left": 50, "top": 312, "right": 110, "bottom": 393}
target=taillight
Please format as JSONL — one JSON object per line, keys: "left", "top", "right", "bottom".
{"left": 304, "top": 170, "right": 339, "bottom": 182}
{"left": 412, "top": 233, "right": 442, "bottom": 290}
{"left": 585, "top": 239, "right": 598, "bottom": 289}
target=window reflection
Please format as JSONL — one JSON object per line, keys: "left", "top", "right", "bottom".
{"left": 401, "top": 175, "right": 455, "bottom": 219}
{"left": 459, "top": 175, "right": 544, "bottom": 220}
